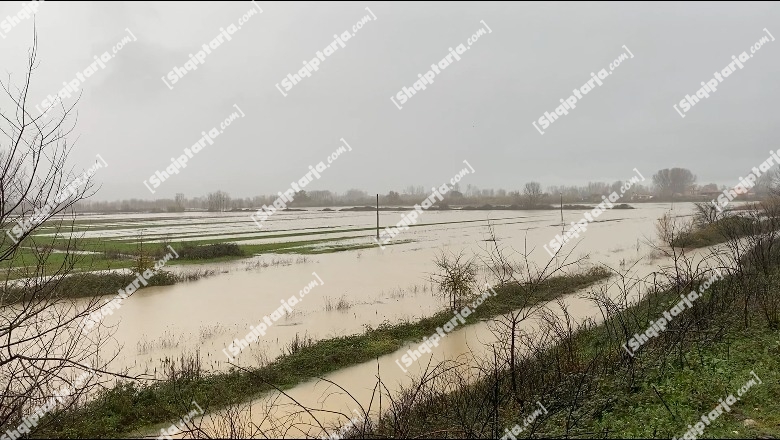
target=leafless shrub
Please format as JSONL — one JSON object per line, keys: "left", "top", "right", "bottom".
{"left": 0, "top": 31, "right": 145, "bottom": 432}
{"left": 430, "top": 250, "right": 478, "bottom": 312}
{"left": 692, "top": 202, "right": 720, "bottom": 227}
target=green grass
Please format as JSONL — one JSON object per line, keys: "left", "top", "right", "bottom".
{"left": 0, "top": 247, "right": 137, "bottom": 279}
{"left": 671, "top": 216, "right": 756, "bottom": 249}
{"left": 358, "top": 267, "right": 780, "bottom": 439}
{"left": 580, "top": 325, "right": 780, "bottom": 439}
{"left": 531, "top": 285, "right": 780, "bottom": 439}
{"left": 0, "top": 235, "right": 376, "bottom": 279}
{"left": 0, "top": 271, "right": 180, "bottom": 304}
{"left": 37, "top": 214, "right": 527, "bottom": 257}
{"left": 0, "top": 271, "right": 177, "bottom": 304}
{"left": 31, "top": 268, "right": 610, "bottom": 438}
{"left": 7, "top": 213, "right": 539, "bottom": 276}
{"left": 44, "top": 235, "right": 365, "bottom": 256}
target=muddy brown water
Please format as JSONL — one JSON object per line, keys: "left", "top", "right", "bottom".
{"left": 65, "top": 203, "right": 719, "bottom": 437}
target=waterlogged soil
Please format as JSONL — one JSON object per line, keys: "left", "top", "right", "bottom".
{"left": 65, "top": 203, "right": 729, "bottom": 437}
{"left": 180, "top": 285, "right": 616, "bottom": 439}
{"left": 70, "top": 204, "right": 700, "bottom": 377}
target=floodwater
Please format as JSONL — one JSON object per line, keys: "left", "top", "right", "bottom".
{"left": 80, "top": 204, "right": 681, "bottom": 373}
{"left": 71, "top": 203, "right": 717, "bottom": 437}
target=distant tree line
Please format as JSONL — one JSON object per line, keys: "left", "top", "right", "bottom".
{"left": 72, "top": 167, "right": 775, "bottom": 213}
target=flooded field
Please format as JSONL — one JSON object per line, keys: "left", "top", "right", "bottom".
{"left": 46, "top": 202, "right": 733, "bottom": 437}
{"left": 72, "top": 202, "right": 718, "bottom": 438}
{"left": 72, "top": 204, "right": 690, "bottom": 376}
{"left": 5, "top": 2, "right": 777, "bottom": 437}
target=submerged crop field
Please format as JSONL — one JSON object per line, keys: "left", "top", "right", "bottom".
{"left": 2, "top": 1, "right": 779, "bottom": 439}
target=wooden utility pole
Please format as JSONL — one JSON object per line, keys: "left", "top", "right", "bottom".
{"left": 560, "top": 193, "right": 564, "bottom": 234}
{"left": 376, "top": 194, "right": 379, "bottom": 239}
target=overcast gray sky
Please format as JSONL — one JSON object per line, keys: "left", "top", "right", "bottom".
{"left": 2, "top": 1, "right": 779, "bottom": 200}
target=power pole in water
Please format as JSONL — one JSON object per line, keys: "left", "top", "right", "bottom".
{"left": 560, "top": 193, "right": 564, "bottom": 235}
{"left": 376, "top": 194, "right": 379, "bottom": 239}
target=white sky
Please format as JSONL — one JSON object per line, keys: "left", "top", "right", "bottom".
{"left": 1, "top": 1, "right": 779, "bottom": 200}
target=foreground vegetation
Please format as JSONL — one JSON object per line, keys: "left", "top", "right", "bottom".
{"left": 356, "top": 268, "right": 780, "bottom": 438}
{"left": 16, "top": 199, "right": 780, "bottom": 439}
{"left": 668, "top": 202, "right": 764, "bottom": 249}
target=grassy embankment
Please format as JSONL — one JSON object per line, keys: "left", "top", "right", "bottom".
{"left": 31, "top": 268, "right": 610, "bottom": 438}
{"left": 359, "top": 262, "right": 780, "bottom": 438}
{"left": 671, "top": 216, "right": 756, "bottom": 249}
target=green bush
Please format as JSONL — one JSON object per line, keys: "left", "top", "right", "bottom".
{"left": 0, "top": 271, "right": 178, "bottom": 303}
{"left": 177, "top": 243, "right": 244, "bottom": 260}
